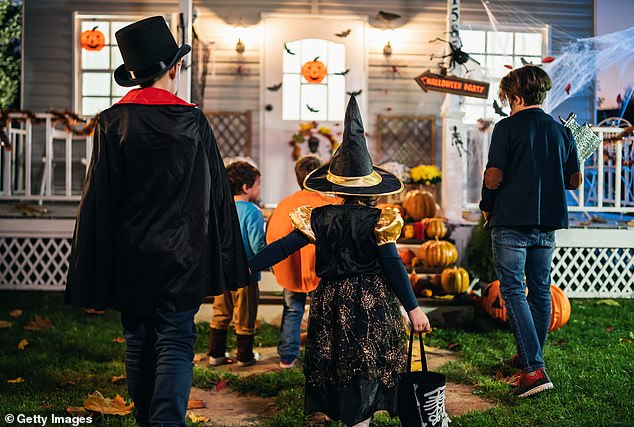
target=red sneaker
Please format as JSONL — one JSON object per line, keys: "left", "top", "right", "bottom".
{"left": 514, "top": 368, "right": 554, "bottom": 398}
{"left": 503, "top": 353, "right": 521, "bottom": 369}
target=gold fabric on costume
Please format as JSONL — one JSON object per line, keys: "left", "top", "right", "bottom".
{"left": 374, "top": 208, "right": 403, "bottom": 246}
{"left": 289, "top": 205, "right": 315, "bottom": 242}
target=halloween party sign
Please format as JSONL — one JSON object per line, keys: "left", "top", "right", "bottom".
{"left": 414, "top": 70, "right": 489, "bottom": 99}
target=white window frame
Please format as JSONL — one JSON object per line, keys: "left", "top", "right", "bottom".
{"left": 73, "top": 13, "right": 168, "bottom": 116}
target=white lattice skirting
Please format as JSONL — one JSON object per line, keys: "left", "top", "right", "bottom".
{"left": 1, "top": 220, "right": 633, "bottom": 297}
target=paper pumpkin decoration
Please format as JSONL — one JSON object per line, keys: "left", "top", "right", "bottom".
{"left": 302, "top": 58, "right": 327, "bottom": 83}
{"left": 81, "top": 26, "right": 106, "bottom": 51}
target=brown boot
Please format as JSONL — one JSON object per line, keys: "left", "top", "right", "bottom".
{"left": 208, "top": 328, "right": 231, "bottom": 365}
{"left": 236, "top": 334, "right": 257, "bottom": 367}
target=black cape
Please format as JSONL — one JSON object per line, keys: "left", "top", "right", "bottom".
{"left": 65, "top": 91, "right": 250, "bottom": 314}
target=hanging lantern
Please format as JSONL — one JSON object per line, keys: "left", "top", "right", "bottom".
{"left": 80, "top": 26, "right": 106, "bottom": 51}
{"left": 301, "top": 57, "right": 327, "bottom": 83}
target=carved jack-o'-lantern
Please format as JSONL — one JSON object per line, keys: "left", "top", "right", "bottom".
{"left": 80, "top": 26, "right": 106, "bottom": 51}
{"left": 301, "top": 57, "right": 327, "bottom": 84}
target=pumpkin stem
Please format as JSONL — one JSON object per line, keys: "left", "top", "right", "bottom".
{"left": 92, "top": 26, "right": 99, "bottom": 31}
{"left": 313, "top": 56, "right": 320, "bottom": 62}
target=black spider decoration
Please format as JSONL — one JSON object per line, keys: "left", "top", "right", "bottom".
{"left": 429, "top": 35, "right": 480, "bottom": 73}
{"left": 451, "top": 126, "right": 467, "bottom": 157}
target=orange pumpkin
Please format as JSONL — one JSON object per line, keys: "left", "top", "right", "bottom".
{"left": 403, "top": 224, "right": 415, "bottom": 239}
{"left": 416, "top": 239, "right": 458, "bottom": 268}
{"left": 441, "top": 266, "right": 470, "bottom": 294}
{"left": 80, "top": 26, "right": 106, "bottom": 51}
{"left": 422, "top": 218, "right": 447, "bottom": 239}
{"left": 301, "top": 58, "right": 327, "bottom": 83}
{"left": 402, "top": 190, "right": 436, "bottom": 221}
{"left": 479, "top": 281, "right": 571, "bottom": 332}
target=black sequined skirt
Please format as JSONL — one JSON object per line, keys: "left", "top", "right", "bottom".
{"left": 304, "top": 273, "right": 407, "bottom": 425}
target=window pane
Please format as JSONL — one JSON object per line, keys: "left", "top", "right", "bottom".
{"left": 111, "top": 47, "right": 124, "bottom": 69}
{"left": 82, "top": 97, "right": 111, "bottom": 116}
{"left": 82, "top": 47, "right": 110, "bottom": 70}
{"left": 282, "top": 74, "right": 301, "bottom": 120}
{"left": 111, "top": 22, "right": 133, "bottom": 44}
{"left": 461, "top": 30, "right": 486, "bottom": 54}
{"left": 487, "top": 56, "right": 514, "bottom": 78}
{"left": 283, "top": 40, "right": 301, "bottom": 73}
{"left": 81, "top": 21, "right": 110, "bottom": 44}
{"left": 328, "top": 43, "right": 345, "bottom": 74}
{"left": 300, "top": 39, "right": 328, "bottom": 67}
{"left": 515, "top": 33, "right": 542, "bottom": 56}
{"left": 327, "top": 75, "right": 345, "bottom": 121}
{"left": 301, "top": 84, "right": 327, "bottom": 121}
{"left": 83, "top": 72, "right": 111, "bottom": 96}
{"left": 487, "top": 31, "right": 513, "bottom": 54}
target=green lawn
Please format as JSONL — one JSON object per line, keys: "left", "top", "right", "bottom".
{"left": 1, "top": 292, "right": 633, "bottom": 426}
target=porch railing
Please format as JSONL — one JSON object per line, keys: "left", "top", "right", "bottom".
{"left": 462, "top": 124, "right": 634, "bottom": 215}
{"left": 0, "top": 113, "right": 93, "bottom": 202}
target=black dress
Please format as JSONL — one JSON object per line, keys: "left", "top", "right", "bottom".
{"left": 294, "top": 204, "right": 407, "bottom": 425}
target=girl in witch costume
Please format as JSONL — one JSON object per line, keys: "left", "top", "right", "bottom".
{"left": 249, "top": 96, "right": 430, "bottom": 426}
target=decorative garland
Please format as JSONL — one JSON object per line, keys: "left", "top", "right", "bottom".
{"left": 0, "top": 109, "right": 100, "bottom": 151}
{"left": 288, "top": 121, "right": 339, "bottom": 161}
{"left": 603, "top": 126, "right": 633, "bottom": 143}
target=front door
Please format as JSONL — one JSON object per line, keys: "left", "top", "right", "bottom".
{"left": 261, "top": 15, "right": 367, "bottom": 204}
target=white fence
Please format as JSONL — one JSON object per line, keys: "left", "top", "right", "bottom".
{"left": 0, "top": 113, "right": 93, "bottom": 202}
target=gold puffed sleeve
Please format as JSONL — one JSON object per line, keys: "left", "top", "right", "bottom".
{"left": 374, "top": 207, "right": 404, "bottom": 246}
{"left": 289, "top": 205, "right": 316, "bottom": 243}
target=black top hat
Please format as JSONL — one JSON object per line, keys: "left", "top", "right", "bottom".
{"left": 114, "top": 16, "right": 191, "bottom": 87}
{"left": 304, "top": 96, "right": 404, "bottom": 196}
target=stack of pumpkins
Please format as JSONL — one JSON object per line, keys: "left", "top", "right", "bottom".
{"left": 395, "top": 189, "right": 470, "bottom": 297}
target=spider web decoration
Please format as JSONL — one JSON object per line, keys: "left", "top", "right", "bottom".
{"left": 204, "top": 111, "right": 252, "bottom": 158}
{"left": 376, "top": 115, "right": 436, "bottom": 167}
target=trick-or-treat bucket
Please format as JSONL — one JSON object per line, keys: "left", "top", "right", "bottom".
{"left": 397, "top": 331, "right": 449, "bottom": 427}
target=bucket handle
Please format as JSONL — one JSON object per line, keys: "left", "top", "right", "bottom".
{"left": 407, "top": 329, "right": 428, "bottom": 373}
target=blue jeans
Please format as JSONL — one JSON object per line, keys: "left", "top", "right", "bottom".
{"left": 121, "top": 308, "right": 198, "bottom": 427}
{"left": 491, "top": 227, "right": 555, "bottom": 373}
{"left": 278, "top": 289, "right": 310, "bottom": 363}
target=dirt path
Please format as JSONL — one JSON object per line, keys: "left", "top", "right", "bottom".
{"left": 189, "top": 346, "right": 494, "bottom": 425}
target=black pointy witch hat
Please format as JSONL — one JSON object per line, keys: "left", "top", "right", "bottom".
{"left": 304, "top": 96, "right": 404, "bottom": 196}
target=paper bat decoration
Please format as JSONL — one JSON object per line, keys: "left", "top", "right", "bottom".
{"left": 378, "top": 10, "right": 401, "bottom": 21}
{"left": 306, "top": 104, "right": 320, "bottom": 113}
{"left": 284, "top": 43, "right": 295, "bottom": 55}
{"left": 266, "top": 83, "right": 282, "bottom": 91}
{"left": 493, "top": 100, "right": 508, "bottom": 117}
{"left": 334, "top": 69, "right": 350, "bottom": 76}
{"left": 520, "top": 57, "right": 532, "bottom": 65}
{"left": 335, "top": 29, "right": 351, "bottom": 37}
{"left": 347, "top": 89, "right": 363, "bottom": 96}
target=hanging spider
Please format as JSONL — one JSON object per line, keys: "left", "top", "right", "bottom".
{"left": 429, "top": 35, "right": 480, "bottom": 73}
{"left": 451, "top": 126, "right": 467, "bottom": 157}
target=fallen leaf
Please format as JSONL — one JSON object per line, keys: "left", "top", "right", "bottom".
{"left": 447, "top": 342, "right": 461, "bottom": 351}
{"left": 66, "top": 407, "right": 89, "bottom": 417}
{"left": 193, "top": 353, "right": 207, "bottom": 363}
{"left": 112, "top": 337, "right": 126, "bottom": 343}
{"left": 18, "top": 339, "right": 29, "bottom": 350}
{"left": 495, "top": 370, "right": 520, "bottom": 386}
{"left": 187, "top": 399, "right": 206, "bottom": 409}
{"left": 620, "top": 338, "right": 632, "bottom": 344}
{"left": 0, "top": 320, "right": 13, "bottom": 329}
{"left": 40, "top": 404, "right": 53, "bottom": 409}
{"left": 605, "top": 326, "right": 615, "bottom": 332}
{"left": 630, "top": 331, "right": 634, "bottom": 339}
{"left": 597, "top": 299, "right": 620, "bottom": 307}
{"left": 24, "top": 315, "right": 53, "bottom": 331}
{"left": 8, "top": 377, "right": 24, "bottom": 384}
{"left": 187, "top": 411, "right": 210, "bottom": 423}
{"left": 84, "top": 308, "right": 105, "bottom": 315}
{"left": 215, "top": 378, "right": 229, "bottom": 392}
{"left": 83, "top": 391, "right": 133, "bottom": 415}
{"left": 9, "top": 309, "right": 23, "bottom": 317}
{"left": 553, "top": 338, "right": 567, "bottom": 346}
{"left": 110, "top": 375, "right": 126, "bottom": 383}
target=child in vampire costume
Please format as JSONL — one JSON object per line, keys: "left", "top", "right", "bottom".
{"left": 249, "top": 96, "right": 430, "bottom": 427}
{"left": 65, "top": 17, "right": 249, "bottom": 427}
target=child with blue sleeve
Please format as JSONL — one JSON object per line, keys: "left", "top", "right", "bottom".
{"left": 208, "top": 161, "right": 265, "bottom": 367}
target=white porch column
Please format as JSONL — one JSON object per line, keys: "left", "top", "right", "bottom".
{"left": 441, "top": 0, "right": 465, "bottom": 222}
{"left": 178, "top": 0, "right": 192, "bottom": 102}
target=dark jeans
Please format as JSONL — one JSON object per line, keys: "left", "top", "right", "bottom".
{"left": 121, "top": 308, "right": 198, "bottom": 427}
{"left": 491, "top": 226, "right": 555, "bottom": 373}
{"left": 278, "top": 289, "right": 310, "bottom": 363}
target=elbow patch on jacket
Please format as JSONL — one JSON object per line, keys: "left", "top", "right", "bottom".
{"left": 569, "top": 172, "right": 583, "bottom": 189}
{"left": 484, "top": 167, "right": 503, "bottom": 190}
